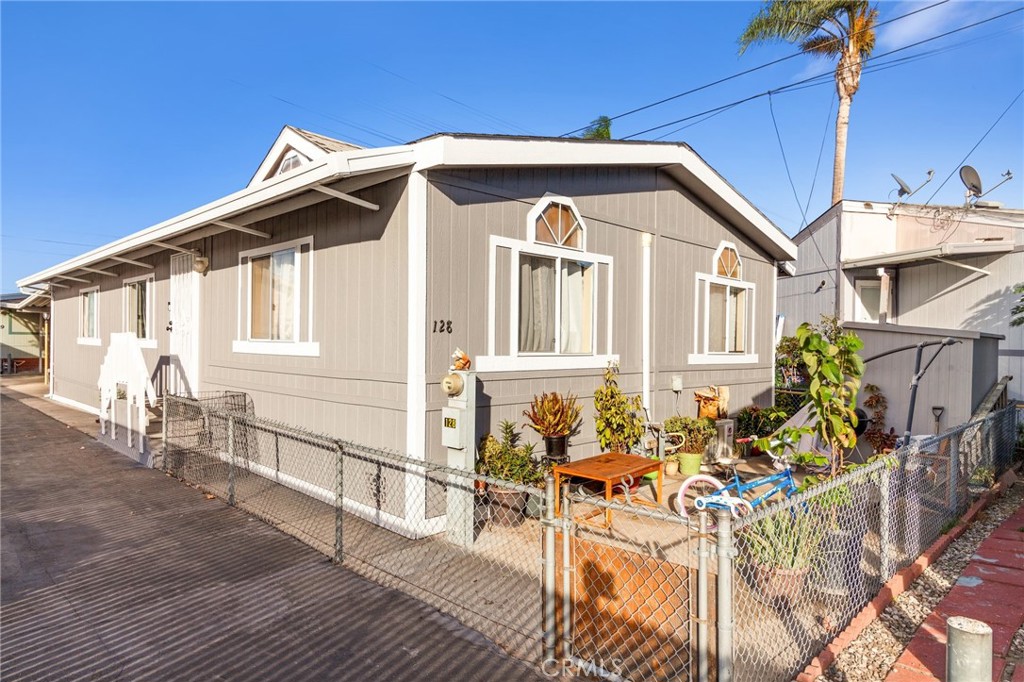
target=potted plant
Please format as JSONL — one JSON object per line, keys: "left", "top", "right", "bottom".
{"left": 663, "top": 415, "right": 717, "bottom": 476}
{"left": 593, "top": 363, "right": 645, "bottom": 454}
{"left": 478, "top": 420, "right": 543, "bottom": 526}
{"left": 741, "top": 507, "right": 824, "bottom": 602}
{"left": 523, "top": 392, "right": 582, "bottom": 465}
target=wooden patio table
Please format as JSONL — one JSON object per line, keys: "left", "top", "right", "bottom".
{"left": 552, "top": 453, "right": 664, "bottom": 529}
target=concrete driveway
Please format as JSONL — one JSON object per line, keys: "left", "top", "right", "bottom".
{"left": 0, "top": 388, "right": 547, "bottom": 681}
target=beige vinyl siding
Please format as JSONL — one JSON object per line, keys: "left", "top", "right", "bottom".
{"left": 50, "top": 257, "right": 170, "bottom": 409}
{"left": 425, "top": 167, "right": 780, "bottom": 462}
{"left": 196, "top": 177, "right": 410, "bottom": 451}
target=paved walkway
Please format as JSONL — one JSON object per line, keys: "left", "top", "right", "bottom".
{"left": 885, "top": 504, "right": 1024, "bottom": 682}
{"left": 0, "top": 386, "right": 547, "bottom": 681}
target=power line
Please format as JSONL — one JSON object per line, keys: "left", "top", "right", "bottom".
{"left": 622, "top": 6, "right": 1023, "bottom": 140}
{"left": 924, "top": 88, "right": 1024, "bottom": 205}
{"left": 559, "top": 0, "right": 952, "bottom": 137}
{"left": 768, "top": 93, "right": 808, "bottom": 227}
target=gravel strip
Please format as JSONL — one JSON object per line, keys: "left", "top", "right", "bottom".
{"left": 819, "top": 481, "right": 1024, "bottom": 682}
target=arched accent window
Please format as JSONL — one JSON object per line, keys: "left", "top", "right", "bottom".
{"left": 479, "top": 194, "right": 616, "bottom": 372}
{"left": 690, "top": 241, "right": 757, "bottom": 364}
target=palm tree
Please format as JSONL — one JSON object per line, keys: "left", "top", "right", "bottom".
{"left": 740, "top": 1, "right": 878, "bottom": 206}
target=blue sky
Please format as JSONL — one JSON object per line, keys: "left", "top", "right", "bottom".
{"left": 2, "top": 1, "right": 1022, "bottom": 293}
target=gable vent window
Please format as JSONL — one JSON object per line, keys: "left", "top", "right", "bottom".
{"left": 276, "top": 150, "right": 305, "bottom": 176}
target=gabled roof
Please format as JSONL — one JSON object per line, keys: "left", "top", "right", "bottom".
{"left": 247, "top": 126, "right": 363, "bottom": 187}
{"left": 18, "top": 130, "right": 797, "bottom": 290}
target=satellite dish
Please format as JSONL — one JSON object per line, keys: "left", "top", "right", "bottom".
{"left": 960, "top": 166, "right": 983, "bottom": 198}
{"left": 892, "top": 173, "right": 913, "bottom": 197}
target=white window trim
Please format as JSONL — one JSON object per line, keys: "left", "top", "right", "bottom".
{"left": 854, "top": 278, "right": 882, "bottom": 323}
{"left": 526, "top": 194, "right": 587, "bottom": 251}
{"left": 233, "top": 236, "right": 319, "bottom": 357}
{"left": 688, "top": 244, "right": 759, "bottom": 365}
{"left": 478, "top": 234, "right": 616, "bottom": 372}
{"left": 77, "top": 286, "right": 101, "bottom": 346}
{"left": 123, "top": 274, "right": 157, "bottom": 349}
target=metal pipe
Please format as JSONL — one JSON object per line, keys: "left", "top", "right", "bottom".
{"left": 716, "top": 508, "right": 735, "bottom": 682}
{"left": 543, "top": 473, "right": 557, "bottom": 664}
{"left": 561, "top": 481, "right": 573, "bottom": 662}
{"left": 901, "top": 338, "right": 959, "bottom": 447}
{"left": 947, "top": 616, "right": 992, "bottom": 681}
{"left": 227, "top": 414, "right": 236, "bottom": 506}
{"left": 698, "top": 511, "right": 710, "bottom": 682}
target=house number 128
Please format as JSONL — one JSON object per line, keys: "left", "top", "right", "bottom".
{"left": 433, "top": 320, "right": 453, "bottom": 334}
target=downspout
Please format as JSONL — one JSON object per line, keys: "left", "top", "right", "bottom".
{"left": 641, "top": 232, "right": 652, "bottom": 417}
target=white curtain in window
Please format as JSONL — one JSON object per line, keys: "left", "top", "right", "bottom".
{"left": 520, "top": 255, "right": 555, "bottom": 352}
{"left": 272, "top": 250, "right": 295, "bottom": 341}
{"left": 709, "top": 283, "right": 727, "bottom": 353}
{"left": 730, "top": 287, "right": 746, "bottom": 353}
{"left": 560, "top": 261, "right": 592, "bottom": 354}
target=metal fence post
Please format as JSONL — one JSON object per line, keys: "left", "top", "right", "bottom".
{"left": 161, "top": 394, "right": 169, "bottom": 471}
{"left": 880, "top": 463, "right": 893, "bottom": 581}
{"left": 698, "top": 511, "right": 710, "bottom": 682}
{"left": 543, "top": 473, "right": 557, "bottom": 665}
{"left": 716, "top": 508, "right": 735, "bottom": 682}
{"left": 334, "top": 443, "right": 344, "bottom": 564}
{"left": 227, "top": 414, "right": 236, "bottom": 506}
{"left": 561, "top": 480, "right": 573, "bottom": 662}
{"left": 948, "top": 432, "right": 960, "bottom": 515}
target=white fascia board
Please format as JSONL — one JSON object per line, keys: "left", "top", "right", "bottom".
{"left": 17, "top": 155, "right": 348, "bottom": 289}
{"left": 412, "top": 136, "right": 798, "bottom": 262}
{"left": 841, "top": 242, "right": 1014, "bottom": 269}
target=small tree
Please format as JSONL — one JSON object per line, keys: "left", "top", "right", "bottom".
{"left": 594, "top": 363, "right": 645, "bottom": 453}
{"left": 581, "top": 115, "right": 612, "bottom": 140}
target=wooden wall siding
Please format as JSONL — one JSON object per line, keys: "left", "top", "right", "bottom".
{"left": 894, "top": 251, "right": 1023, "bottom": 402}
{"left": 424, "top": 167, "right": 779, "bottom": 461}
{"left": 50, "top": 255, "right": 171, "bottom": 410}
{"left": 195, "top": 177, "right": 410, "bottom": 449}
{"left": 777, "top": 207, "right": 840, "bottom": 337}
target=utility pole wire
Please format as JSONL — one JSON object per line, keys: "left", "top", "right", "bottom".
{"left": 924, "top": 88, "right": 1024, "bottom": 206}
{"left": 622, "top": 6, "right": 1023, "bottom": 140}
{"left": 559, "top": 0, "right": 951, "bottom": 137}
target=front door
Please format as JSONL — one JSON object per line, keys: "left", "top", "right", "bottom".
{"left": 169, "top": 253, "right": 199, "bottom": 396}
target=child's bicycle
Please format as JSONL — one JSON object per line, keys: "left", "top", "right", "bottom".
{"left": 675, "top": 462, "right": 799, "bottom": 526}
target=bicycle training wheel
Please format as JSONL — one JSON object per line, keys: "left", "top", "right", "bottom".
{"left": 676, "top": 474, "right": 726, "bottom": 523}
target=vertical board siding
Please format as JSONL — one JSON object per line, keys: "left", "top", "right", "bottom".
{"left": 425, "top": 167, "right": 779, "bottom": 461}
{"left": 777, "top": 206, "right": 840, "bottom": 337}
{"left": 200, "top": 177, "right": 410, "bottom": 450}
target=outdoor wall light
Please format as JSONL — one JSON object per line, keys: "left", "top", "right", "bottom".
{"left": 192, "top": 256, "right": 210, "bottom": 275}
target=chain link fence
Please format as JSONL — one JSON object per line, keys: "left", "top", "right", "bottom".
{"left": 162, "top": 392, "right": 1019, "bottom": 682}
{"left": 164, "top": 394, "right": 545, "bottom": 665}
{"left": 559, "top": 489, "right": 699, "bottom": 682}
{"left": 726, "top": 404, "right": 1020, "bottom": 682}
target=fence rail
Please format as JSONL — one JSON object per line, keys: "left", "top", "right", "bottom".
{"left": 163, "top": 393, "right": 1021, "bottom": 682}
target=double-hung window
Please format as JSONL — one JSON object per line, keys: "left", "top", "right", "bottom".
{"left": 123, "top": 275, "right": 156, "bottom": 348}
{"left": 233, "top": 237, "right": 319, "bottom": 357}
{"left": 78, "top": 286, "right": 100, "bottom": 346}
{"left": 480, "top": 195, "right": 615, "bottom": 372}
{"left": 690, "top": 242, "right": 757, "bottom": 364}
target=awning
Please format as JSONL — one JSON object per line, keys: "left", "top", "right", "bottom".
{"left": 841, "top": 242, "right": 1014, "bottom": 269}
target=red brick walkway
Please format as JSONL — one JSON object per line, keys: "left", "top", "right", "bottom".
{"left": 885, "top": 504, "right": 1024, "bottom": 682}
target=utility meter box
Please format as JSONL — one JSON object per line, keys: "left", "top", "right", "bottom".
{"left": 441, "top": 407, "right": 464, "bottom": 450}
{"left": 714, "top": 419, "right": 736, "bottom": 461}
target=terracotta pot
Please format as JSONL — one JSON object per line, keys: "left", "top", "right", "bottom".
{"left": 488, "top": 487, "right": 527, "bottom": 527}
{"left": 752, "top": 563, "right": 811, "bottom": 602}
{"left": 664, "top": 459, "right": 680, "bottom": 477}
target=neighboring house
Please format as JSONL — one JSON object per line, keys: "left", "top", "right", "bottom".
{"left": 0, "top": 292, "right": 47, "bottom": 374}
{"left": 17, "top": 127, "right": 797, "bottom": 471}
{"left": 779, "top": 199, "right": 1023, "bottom": 434}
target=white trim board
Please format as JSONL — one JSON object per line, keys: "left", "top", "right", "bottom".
{"left": 49, "top": 392, "right": 101, "bottom": 416}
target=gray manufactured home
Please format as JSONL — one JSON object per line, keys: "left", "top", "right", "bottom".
{"left": 19, "top": 128, "right": 797, "bottom": 519}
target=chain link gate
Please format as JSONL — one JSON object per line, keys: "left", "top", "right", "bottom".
{"left": 552, "top": 484, "right": 700, "bottom": 681}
